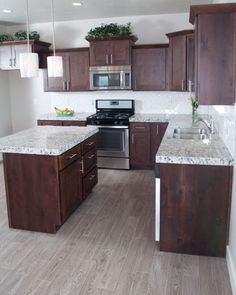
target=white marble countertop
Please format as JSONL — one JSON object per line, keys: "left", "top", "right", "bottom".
{"left": 0, "top": 126, "right": 98, "bottom": 156}
{"left": 130, "top": 114, "right": 233, "bottom": 166}
{"left": 38, "top": 112, "right": 93, "bottom": 121}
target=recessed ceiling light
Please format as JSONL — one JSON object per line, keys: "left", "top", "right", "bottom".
{"left": 3, "top": 9, "right": 13, "bottom": 13}
{"left": 72, "top": 2, "right": 82, "bottom": 6}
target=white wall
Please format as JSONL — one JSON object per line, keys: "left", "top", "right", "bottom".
{"left": 7, "top": 13, "right": 192, "bottom": 47}
{"left": 0, "top": 71, "right": 12, "bottom": 138}
{"left": 0, "top": 25, "right": 12, "bottom": 140}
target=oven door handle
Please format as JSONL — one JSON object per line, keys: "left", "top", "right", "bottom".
{"left": 87, "top": 125, "right": 129, "bottom": 129}
{"left": 120, "top": 71, "right": 124, "bottom": 89}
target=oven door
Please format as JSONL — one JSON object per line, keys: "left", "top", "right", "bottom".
{"left": 97, "top": 126, "right": 129, "bottom": 158}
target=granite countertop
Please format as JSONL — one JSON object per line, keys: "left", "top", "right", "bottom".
{"left": 130, "top": 114, "right": 234, "bottom": 166}
{"left": 38, "top": 112, "right": 93, "bottom": 121}
{"left": 0, "top": 126, "right": 98, "bottom": 156}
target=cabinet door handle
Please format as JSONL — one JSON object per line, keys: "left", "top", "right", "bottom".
{"left": 68, "top": 153, "right": 78, "bottom": 159}
{"left": 110, "top": 54, "right": 113, "bottom": 65}
{"left": 9, "top": 58, "right": 12, "bottom": 67}
{"left": 63, "top": 81, "right": 67, "bottom": 90}
{"left": 80, "top": 160, "right": 84, "bottom": 174}
{"left": 131, "top": 134, "right": 134, "bottom": 145}
{"left": 88, "top": 154, "right": 95, "bottom": 159}
{"left": 87, "top": 141, "right": 94, "bottom": 146}
{"left": 181, "top": 80, "right": 185, "bottom": 91}
{"left": 67, "top": 81, "right": 70, "bottom": 91}
{"left": 106, "top": 54, "right": 109, "bottom": 65}
{"left": 135, "top": 126, "right": 145, "bottom": 130}
{"left": 156, "top": 125, "right": 159, "bottom": 135}
{"left": 89, "top": 174, "right": 95, "bottom": 181}
{"left": 134, "top": 79, "right": 137, "bottom": 90}
{"left": 188, "top": 80, "right": 192, "bottom": 92}
{"left": 14, "top": 49, "right": 16, "bottom": 67}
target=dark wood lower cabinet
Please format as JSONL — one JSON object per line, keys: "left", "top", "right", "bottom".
{"left": 2, "top": 135, "right": 97, "bottom": 233}
{"left": 130, "top": 122, "right": 168, "bottom": 169}
{"left": 159, "top": 163, "right": 233, "bottom": 257}
{"left": 37, "top": 120, "right": 86, "bottom": 127}
{"left": 60, "top": 158, "right": 83, "bottom": 223}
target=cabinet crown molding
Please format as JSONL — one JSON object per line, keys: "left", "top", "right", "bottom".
{"left": 166, "top": 30, "right": 194, "bottom": 38}
{"left": 190, "top": 3, "right": 236, "bottom": 24}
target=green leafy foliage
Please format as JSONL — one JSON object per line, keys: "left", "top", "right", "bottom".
{"left": 0, "top": 31, "right": 40, "bottom": 42}
{"left": 86, "top": 23, "right": 133, "bottom": 39}
{"left": 0, "top": 34, "right": 14, "bottom": 42}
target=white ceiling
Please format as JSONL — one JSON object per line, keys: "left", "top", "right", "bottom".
{"left": 0, "top": 0, "right": 213, "bottom": 26}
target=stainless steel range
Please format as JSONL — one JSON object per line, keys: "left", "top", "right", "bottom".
{"left": 87, "top": 99, "right": 135, "bottom": 169}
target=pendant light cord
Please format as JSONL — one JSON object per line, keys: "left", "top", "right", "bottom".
{"left": 25, "top": 0, "right": 30, "bottom": 52}
{"left": 51, "top": 0, "right": 56, "bottom": 57}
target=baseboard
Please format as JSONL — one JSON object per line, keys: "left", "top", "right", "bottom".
{"left": 226, "top": 246, "right": 236, "bottom": 295}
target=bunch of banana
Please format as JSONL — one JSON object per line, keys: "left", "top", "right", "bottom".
{"left": 54, "top": 107, "right": 74, "bottom": 116}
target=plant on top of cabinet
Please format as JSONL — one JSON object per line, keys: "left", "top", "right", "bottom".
{"left": 86, "top": 23, "right": 134, "bottom": 39}
{"left": 190, "top": 3, "right": 236, "bottom": 105}
{"left": 166, "top": 30, "right": 194, "bottom": 92}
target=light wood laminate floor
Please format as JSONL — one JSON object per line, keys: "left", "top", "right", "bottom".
{"left": 0, "top": 164, "right": 232, "bottom": 295}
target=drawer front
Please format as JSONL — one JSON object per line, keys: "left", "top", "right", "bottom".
{"left": 62, "top": 121, "right": 86, "bottom": 127}
{"left": 37, "top": 120, "right": 63, "bottom": 126}
{"left": 59, "top": 144, "right": 82, "bottom": 170}
{"left": 82, "top": 148, "right": 97, "bottom": 175}
{"left": 83, "top": 167, "right": 98, "bottom": 198}
{"left": 82, "top": 135, "right": 97, "bottom": 155}
{"left": 130, "top": 123, "right": 151, "bottom": 133}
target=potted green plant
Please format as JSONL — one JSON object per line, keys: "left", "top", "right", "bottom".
{"left": 85, "top": 22, "right": 137, "bottom": 41}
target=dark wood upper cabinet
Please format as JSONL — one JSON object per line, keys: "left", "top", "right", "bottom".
{"left": 132, "top": 45, "right": 168, "bottom": 91}
{"left": 44, "top": 49, "right": 90, "bottom": 92}
{"left": 87, "top": 36, "right": 137, "bottom": 66}
{"left": 166, "top": 30, "right": 194, "bottom": 92}
{"left": 190, "top": 3, "right": 236, "bottom": 105}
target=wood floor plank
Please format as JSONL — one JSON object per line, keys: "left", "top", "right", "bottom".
{"left": 0, "top": 165, "right": 232, "bottom": 295}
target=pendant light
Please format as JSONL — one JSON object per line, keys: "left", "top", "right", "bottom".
{"left": 19, "top": 0, "right": 39, "bottom": 78}
{"left": 47, "top": 0, "right": 63, "bottom": 77}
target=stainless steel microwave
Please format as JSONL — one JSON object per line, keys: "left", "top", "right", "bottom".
{"left": 89, "top": 65, "right": 132, "bottom": 90}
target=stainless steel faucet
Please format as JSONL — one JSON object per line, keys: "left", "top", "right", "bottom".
{"left": 194, "top": 117, "right": 215, "bottom": 134}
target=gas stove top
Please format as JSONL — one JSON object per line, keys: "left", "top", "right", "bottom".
{"left": 87, "top": 112, "right": 132, "bottom": 126}
{"left": 87, "top": 99, "right": 134, "bottom": 126}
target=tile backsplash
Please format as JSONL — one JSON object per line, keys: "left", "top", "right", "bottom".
{"left": 49, "top": 90, "right": 235, "bottom": 157}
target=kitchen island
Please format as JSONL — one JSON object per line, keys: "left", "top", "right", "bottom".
{"left": 0, "top": 126, "right": 98, "bottom": 233}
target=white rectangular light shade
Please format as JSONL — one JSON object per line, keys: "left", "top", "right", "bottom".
{"left": 19, "top": 53, "right": 39, "bottom": 78}
{"left": 47, "top": 56, "right": 63, "bottom": 77}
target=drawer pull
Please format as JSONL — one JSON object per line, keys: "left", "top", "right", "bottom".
{"left": 135, "top": 126, "right": 145, "bottom": 129}
{"left": 89, "top": 174, "right": 95, "bottom": 181}
{"left": 68, "top": 153, "right": 78, "bottom": 159}
{"left": 88, "top": 154, "right": 95, "bottom": 159}
{"left": 87, "top": 141, "right": 94, "bottom": 146}
{"left": 80, "top": 160, "right": 84, "bottom": 174}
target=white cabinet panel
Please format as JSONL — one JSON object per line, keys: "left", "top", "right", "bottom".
{"left": 0, "top": 46, "right": 12, "bottom": 70}
{"left": 0, "top": 44, "right": 30, "bottom": 70}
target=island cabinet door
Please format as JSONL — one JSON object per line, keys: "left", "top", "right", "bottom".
{"left": 59, "top": 158, "right": 83, "bottom": 223}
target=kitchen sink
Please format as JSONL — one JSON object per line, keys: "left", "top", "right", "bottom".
{"left": 173, "top": 127, "right": 209, "bottom": 140}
